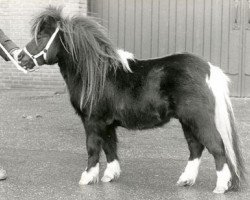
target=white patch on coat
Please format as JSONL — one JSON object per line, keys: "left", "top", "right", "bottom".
{"left": 213, "top": 163, "right": 232, "bottom": 193}
{"left": 117, "top": 49, "right": 134, "bottom": 72}
{"left": 177, "top": 158, "right": 201, "bottom": 186}
{"left": 101, "top": 159, "right": 121, "bottom": 182}
{"left": 79, "top": 163, "right": 99, "bottom": 185}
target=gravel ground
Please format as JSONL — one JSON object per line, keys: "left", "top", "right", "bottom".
{"left": 0, "top": 89, "right": 249, "bottom": 200}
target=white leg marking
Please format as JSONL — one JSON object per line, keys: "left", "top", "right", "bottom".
{"left": 101, "top": 160, "right": 121, "bottom": 182}
{"left": 79, "top": 163, "right": 99, "bottom": 185}
{"left": 177, "top": 158, "right": 201, "bottom": 186}
{"left": 213, "top": 163, "right": 232, "bottom": 194}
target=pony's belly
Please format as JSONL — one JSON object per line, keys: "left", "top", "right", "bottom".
{"left": 115, "top": 110, "right": 171, "bottom": 130}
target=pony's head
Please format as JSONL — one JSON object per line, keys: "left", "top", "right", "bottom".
{"left": 19, "top": 6, "right": 62, "bottom": 70}
{"left": 19, "top": 6, "right": 127, "bottom": 113}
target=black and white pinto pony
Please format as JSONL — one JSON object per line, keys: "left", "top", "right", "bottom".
{"left": 18, "top": 7, "right": 245, "bottom": 193}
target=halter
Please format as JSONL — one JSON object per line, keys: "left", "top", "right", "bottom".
{"left": 23, "top": 26, "right": 60, "bottom": 69}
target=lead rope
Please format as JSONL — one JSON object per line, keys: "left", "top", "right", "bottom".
{"left": 0, "top": 43, "right": 27, "bottom": 73}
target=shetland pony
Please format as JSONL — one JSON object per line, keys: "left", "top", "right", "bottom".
{"left": 18, "top": 6, "right": 245, "bottom": 193}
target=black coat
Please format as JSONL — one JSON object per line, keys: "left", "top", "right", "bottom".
{"left": 0, "top": 29, "right": 19, "bottom": 61}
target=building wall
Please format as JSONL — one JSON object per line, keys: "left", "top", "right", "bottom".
{"left": 0, "top": 0, "right": 87, "bottom": 90}
{"left": 89, "top": 0, "right": 250, "bottom": 97}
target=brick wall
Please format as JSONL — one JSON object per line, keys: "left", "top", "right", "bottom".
{"left": 0, "top": 0, "right": 87, "bottom": 90}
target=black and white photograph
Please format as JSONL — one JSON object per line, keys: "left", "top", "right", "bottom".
{"left": 0, "top": 0, "right": 249, "bottom": 199}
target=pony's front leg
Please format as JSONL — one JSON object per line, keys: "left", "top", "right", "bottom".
{"left": 79, "top": 121, "right": 102, "bottom": 185}
{"left": 101, "top": 124, "right": 121, "bottom": 182}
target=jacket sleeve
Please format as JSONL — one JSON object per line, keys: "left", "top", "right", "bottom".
{"left": 0, "top": 29, "right": 20, "bottom": 61}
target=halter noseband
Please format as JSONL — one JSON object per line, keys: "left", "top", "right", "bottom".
{"left": 23, "top": 26, "right": 60, "bottom": 69}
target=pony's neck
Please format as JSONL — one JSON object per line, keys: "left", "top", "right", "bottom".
{"left": 57, "top": 51, "right": 78, "bottom": 82}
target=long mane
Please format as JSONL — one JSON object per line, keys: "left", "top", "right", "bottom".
{"left": 31, "top": 6, "right": 128, "bottom": 114}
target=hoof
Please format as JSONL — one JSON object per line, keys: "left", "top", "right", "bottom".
{"left": 177, "top": 173, "right": 196, "bottom": 186}
{"left": 213, "top": 179, "right": 231, "bottom": 194}
{"left": 101, "top": 160, "right": 121, "bottom": 183}
{"left": 101, "top": 172, "right": 120, "bottom": 183}
{"left": 0, "top": 168, "right": 7, "bottom": 180}
{"left": 101, "top": 175, "right": 113, "bottom": 183}
{"left": 79, "top": 163, "right": 99, "bottom": 185}
{"left": 213, "top": 186, "right": 227, "bottom": 194}
{"left": 79, "top": 172, "right": 99, "bottom": 185}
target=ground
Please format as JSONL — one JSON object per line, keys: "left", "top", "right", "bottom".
{"left": 0, "top": 90, "right": 249, "bottom": 200}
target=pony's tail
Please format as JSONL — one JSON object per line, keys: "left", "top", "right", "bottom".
{"left": 207, "top": 63, "right": 246, "bottom": 190}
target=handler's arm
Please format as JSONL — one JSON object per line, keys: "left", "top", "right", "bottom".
{"left": 0, "top": 29, "right": 19, "bottom": 61}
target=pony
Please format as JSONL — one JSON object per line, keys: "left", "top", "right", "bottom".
{"left": 18, "top": 6, "right": 245, "bottom": 193}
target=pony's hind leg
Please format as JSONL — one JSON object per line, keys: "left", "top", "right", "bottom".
{"left": 202, "top": 129, "right": 231, "bottom": 193}
{"left": 196, "top": 118, "right": 232, "bottom": 193}
{"left": 79, "top": 121, "right": 102, "bottom": 185}
{"left": 187, "top": 116, "right": 231, "bottom": 193}
{"left": 100, "top": 124, "right": 121, "bottom": 182}
{"left": 177, "top": 120, "right": 204, "bottom": 186}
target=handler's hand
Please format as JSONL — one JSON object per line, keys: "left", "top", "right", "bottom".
{"left": 11, "top": 49, "right": 22, "bottom": 62}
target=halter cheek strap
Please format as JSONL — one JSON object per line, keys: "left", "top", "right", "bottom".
{"left": 23, "top": 26, "right": 60, "bottom": 69}
{"left": 43, "top": 26, "right": 60, "bottom": 60}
